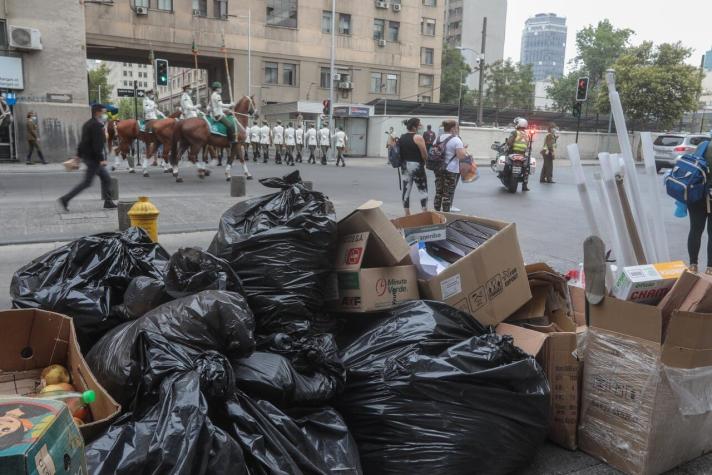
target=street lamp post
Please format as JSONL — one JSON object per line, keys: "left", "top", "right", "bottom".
{"left": 456, "top": 16, "right": 487, "bottom": 125}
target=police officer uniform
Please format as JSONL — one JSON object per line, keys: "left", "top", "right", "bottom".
{"left": 260, "top": 120, "right": 271, "bottom": 163}
{"left": 295, "top": 125, "right": 304, "bottom": 163}
{"left": 250, "top": 121, "right": 261, "bottom": 161}
{"left": 272, "top": 121, "right": 285, "bottom": 164}
{"left": 284, "top": 123, "right": 296, "bottom": 166}
{"left": 541, "top": 126, "right": 558, "bottom": 183}
{"left": 180, "top": 85, "right": 200, "bottom": 119}
{"left": 209, "top": 81, "right": 236, "bottom": 144}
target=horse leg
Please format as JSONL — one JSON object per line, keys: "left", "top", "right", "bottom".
{"left": 173, "top": 141, "right": 189, "bottom": 182}
{"left": 240, "top": 143, "right": 253, "bottom": 180}
{"left": 191, "top": 143, "right": 205, "bottom": 179}
{"left": 225, "top": 144, "right": 233, "bottom": 181}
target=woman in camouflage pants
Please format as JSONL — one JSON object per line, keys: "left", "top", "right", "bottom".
{"left": 433, "top": 120, "right": 466, "bottom": 212}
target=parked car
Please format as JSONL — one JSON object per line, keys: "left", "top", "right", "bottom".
{"left": 654, "top": 134, "right": 710, "bottom": 171}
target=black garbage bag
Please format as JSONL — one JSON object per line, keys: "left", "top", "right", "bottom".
{"left": 86, "top": 290, "right": 255, "bottom": 407}
{"left": 208, "top": 170, "right": 337, "bottom": 336}
{"left": 164, "top": 247, "right": 244, "bottom": 299}
{"left": 86, "top": 335, "right": 248, "bottom": 475}
{"left": 115, "top": 276, "right": 170, "bottom": 321}
{"left": 335, "top": 300, "right": 550, "bottom": 475}
{"left": 10, "top": 227, "right": 169, "bottom": 351}
{"left": 219, "top": 392, "right": 362, "bottom": 475}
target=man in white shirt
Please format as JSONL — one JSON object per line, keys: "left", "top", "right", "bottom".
{"left": 249, "top": 120, "right": 261, "bottom": 162}
{"left": 260, "top": 120, "right": 271, "bottom": 163}
{"left": 333, "top": 127, "right": 348, "bottom": 167}
{"left": 180, "top": 85, "right": 200, "bottom": 119}
{"left": 284, "top": 122, "right": 296, "bottom": 166}
{"left": 143, "top": 90, "right": 164, "bottom": 133}
{"left": 306, "top": 123, "right": 317, "bottom": 164}
{"left": 272, "top": 120, "right": 285, "bottom": 164}
{"left": 209, "top": 82, "right": 235, "bottom": 144}
{"left": 319, "top": 123, "right": 331, "bottom": 165}
{"left": 295, "top": 124, "right": 304, "bottom": 163}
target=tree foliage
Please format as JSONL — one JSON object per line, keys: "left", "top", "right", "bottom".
{"left": 88, "top": 63, "right": 113, "bottom": 104}
{"left": 483, "top": 59, "right": 535, "bottom": 112}
{"left": 596, "top": 42, "right": 700, "bottom": 129}
{"left": 546, "top": 71, "right": 584, "bottom": 113}
{"left": 117, "top": 98, "right": 142, "bottom": 120}
{"left": 440, "top": 45, "right": 476, "bottom": 105}
{"left": 574, "top": 19, "right": 634, "bottom": 83}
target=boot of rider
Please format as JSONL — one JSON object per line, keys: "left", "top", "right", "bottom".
{"left": 522, "top": 178, "right": 530, "bottom": 192}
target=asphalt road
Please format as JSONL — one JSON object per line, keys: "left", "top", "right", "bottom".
{"left": 0, "top": 158, "right": 707, "bottom": 474}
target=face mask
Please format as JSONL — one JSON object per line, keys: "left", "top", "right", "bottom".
{"left": 100, "top": 113, "right": 108, "bottom": 123}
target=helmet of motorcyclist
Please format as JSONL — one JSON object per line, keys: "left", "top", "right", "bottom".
{"left": 513, "top": 117, "right": 528, "bottom": 129}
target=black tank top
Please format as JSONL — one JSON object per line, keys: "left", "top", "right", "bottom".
{"left": 399, "top": 132, "right": 422, "bottom": 163}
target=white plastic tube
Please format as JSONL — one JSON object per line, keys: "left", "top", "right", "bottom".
{"left": 600, "top": 153, "right": 637, "bottom": 268}
{"left": 592, "top": 172, "right": 620, "bottom": 289}
{"left": 640, "top": 132, "right": 671, "bottom": 262}
{"left": 567, "top": 144, "right": 601, "bottom": 237}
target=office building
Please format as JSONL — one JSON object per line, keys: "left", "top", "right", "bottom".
{"left": 520, "top": 13, "right": 567, "bottom": 81}
{"left": 704, "top": 47, "right": 712, "bottom": 71}
{"left": 106, "top": 61, "right": 154, "bottom": 101}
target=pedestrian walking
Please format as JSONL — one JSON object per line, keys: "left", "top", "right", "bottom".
{"left": 250, "top": 120, "right": 261, "bottom": 162}
{"left": 306, "top": 123, "right": 318, "bottom": 164}
{"left": 295, "top": 123, "right": 304, "bottom": 163}
{"left": 273, "top": 120, "right": 285, "bottom": 164}
{"left": 399, "top": 118, "right": 429, "bottom": 215}
{"left": 687, "top": 142, "right": 712, "bottom": 274}
{"left": 434, "top": 119, "right": 466, "bottom": 213}
{"left": 285, "top": 122, "right": 296, "bottom": 166}
{"left": 26, "top": 111, "right": 47, "bottom": 165}
{"left": 260, "top": 120, "right": 271, "bottom": 163}
{"left": 57, "top": 104, "right": 117, "bottom": 212}
{"left": 423, "top": 124, "right": 436, "bottom": 155}
{"left": 319, "top": 123, "right": 331, "bottom": 165}
{"left": 334, "top": 127, "right": 348, "bottom": 167}
{"left": 540, "top": 124, "right": 558, "bottom": 183}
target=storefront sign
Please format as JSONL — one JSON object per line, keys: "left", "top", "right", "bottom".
{"left": 0, "top": 56, "right": 24, "bottom": 90}
{"left": 349, "top": 106, "right": 371, "bottom": 118}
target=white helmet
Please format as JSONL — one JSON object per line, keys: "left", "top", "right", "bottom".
{"left": 514, "top": 117, "right": 528, "bottom": 129}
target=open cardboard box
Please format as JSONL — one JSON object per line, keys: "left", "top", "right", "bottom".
{"left": 0, "top": 309, "right": 121, "bottom": 441}
{"left": 418, "top": 213, "right": 531, "bottom": 327}
{"left": 391, "top": 211, "right": 447, "bottom": 244}
{"left": 330, "top": 201, "right": 418, "bottom": 312}
{"left": 579, "top": 296, "right": 712, "bottom": 475}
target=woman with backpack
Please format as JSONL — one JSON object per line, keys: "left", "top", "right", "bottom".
{"left": 398, "top": 118, "right": 429, "bottom": 215}
{"left": 686, "top": 141, "right": 712, "bottom": 274}
{"left": 433, "top": 119, "right": 467, "bottom": 212}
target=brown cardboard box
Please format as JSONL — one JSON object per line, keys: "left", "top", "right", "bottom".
{"left": 0, "top": 309, "right": 121, "bottom": 441}
{"left": 658, "top": 271, "right": 712, "bottom": 331}
{"left": 391, "top": 211, "right": 447, "bottom": 244}
{"left": 569, "top": 285, "right": 587, "bottom": 327}
{"left": 331, "top": 202, "right": 419, "bottom": 312}
{"left": 418, "top": 213, "right": 530, "bottom": 327}
{"left": 579, "top": 297, "right": 712, "bottom": 475}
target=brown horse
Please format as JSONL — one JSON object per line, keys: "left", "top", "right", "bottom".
{"left": 115, "top": 111, "right": 181, "bottom": 177}
{"left": 107, "top": 119, "right": 135, "bottom": 172}
{"left": 170, "top": 96, "right": 255, "bottom": 183}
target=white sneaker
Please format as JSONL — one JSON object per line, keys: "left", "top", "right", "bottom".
{"left": 450, "top": 207, "right": 461, "bottom": 212}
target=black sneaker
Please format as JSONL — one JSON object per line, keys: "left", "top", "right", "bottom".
{"left": 103, "top": 200, "right": 118, "bottom": 209}
{"left": 56, "top": 198, "right": 68, "bottom": 213}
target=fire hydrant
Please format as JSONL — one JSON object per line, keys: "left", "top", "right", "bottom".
{"left": 128, "top": 196, "right": 159, "bottom": 242}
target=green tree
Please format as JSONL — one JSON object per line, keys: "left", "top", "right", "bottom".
{"left": 575, "top": 19, "right": 634, "bottom": 84}
{"left": 483, "top": 60, "right": 534, "bottom": 121}
{"left": 595, "top": 42, "right": 700, "bottom": 129}
{"left": 88, "top": 63, "right": 113, "bottom": 104}
{"left": 117, "top": 97, "right": 142, "bottom": 119}
{"left": 440, "top": 44, "right": 476, "bottom": 105}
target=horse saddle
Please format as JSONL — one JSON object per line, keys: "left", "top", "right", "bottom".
{"left": 204, "top": 115, "right": 237, "bottom": 137}
{"left": 138, "top": 120, "right": 153, "bottom": 134}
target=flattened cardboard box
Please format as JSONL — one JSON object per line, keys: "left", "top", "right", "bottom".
{"left": 579, "top": 297, "right": 712, "bottom": 475}
{"left": 391, "top": 211, "right": 447, "bottom": 244}
{"left": 418, "top": 213, "right": 530, "bottom": 327}
{"left": 0, "top": 309, "right": 121, "bottom": 442}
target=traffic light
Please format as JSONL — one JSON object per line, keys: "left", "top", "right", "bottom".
{"left": 155, "top": 59, "right": 169, "bottom": 86}
{"left": 572, "top": 102, "right": 582, "bottom": 118}
{"left": 323, "top": 99, "right": 331, "bottom": 116}
{"left": 576, "top": 77, "right": 589, "bottom": 102}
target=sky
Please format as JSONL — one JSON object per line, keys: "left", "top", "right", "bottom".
{"left": 503, "top": 0, "right": 712, "bottom": 70}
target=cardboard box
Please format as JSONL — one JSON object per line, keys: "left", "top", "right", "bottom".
{"left": 391, "top": 212, "right": 447, "bottom": 245}
{"left": 417, "top": 213, "right": 530, "bottom": 327}
{"left": 0, "top": 309, "right": 121, "bottom": 441}
{"left": 0, "top": 397, "right": 87, "bottom": 474}
{"left": 612, "top": 261, "right": 686, "bottom": 305}
{"left": 332, "top": 202, "right": 418, "bottom": 312}
{"left": 579, "top": 297, "right": 712, "bottom": 475}
{"left": 658, "top": 271, "right": 712, "bottom": 331}
{"left": 569, "top": 285, "right": 587, "bottom": 327}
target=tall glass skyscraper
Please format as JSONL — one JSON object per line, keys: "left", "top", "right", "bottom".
{"left": 520, "top": 13, "right": 567, "bottom": 81}
{"left": 704, "top": 48, "right": 712, "bottom": 71}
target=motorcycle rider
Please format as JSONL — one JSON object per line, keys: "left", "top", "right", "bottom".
{"left": 505, "top": 117, "right": 531, "bottom": 191}
{"left": 180, "top": 84, "right": 200, "bottom": 119}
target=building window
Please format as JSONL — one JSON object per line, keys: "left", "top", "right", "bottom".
{"left": 282, "top": 63, "right": 296, "bottom": 86}
{"left": 214, "top": 0, "right": 228, "bottom": 18}
{"left": 192, "top": 0, "right": 207, "bottom": 15}
{"left": 421, "top": 18, "right": 436, "bottom": 36}
{"left": 373, "top": 19, "right": 385, "bottom": 40}
{"left": 370, "top": 73, "right": 382, "bottom": 93}
{"left": 123, "top": 80, "right": 128, "bottom": 87}
{"left": 385, "top": 73, "right": 398, "bottom": 94}
{"left": 264, "top": 62, "right": 279, "bottom": 84}
{"left": 419, "top": 74, "right": 434, "bottom": 87}
{"left": 338, "top": 14, "right": 351, "bottom": 35}
{"left": 123, "top": 70, "right": 127, "bottom": 77}
{"left": 387, "top": 21, "right": 400, "bottom": 42}
{"left": 420, "top": 95, "right": 432, "bottom": 103}
{"left": 422, "top": 0, "right": 436, "bottom": 6}
{"left": 266, "top": 0, "right": 298, "bottom": 28}
{"left": 320, "top": 68, "right": 331, "bottom": 88}
{"left": 322, "top": 11, "right": 332, "bottom": 33}
{"left": 157, "top": 0, "right": 172, "bottom": 11}
{"left": 134, "top": 0, "right": 149, "bottom": 8}
{"left": 421, "top": 47, "right": 434, "bottom": 65}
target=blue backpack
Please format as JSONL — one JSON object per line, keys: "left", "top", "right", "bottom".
{"left": 665, "top": 141, "right": 710, "bottom": 205}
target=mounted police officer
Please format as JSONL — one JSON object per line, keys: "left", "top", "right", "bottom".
{"left": 180, "top": 84, "right": 200, "bottom": 119}
{"left": 506, "top": 117, "right": 531, "bottom": 191}
{"left": 210, "top": 81, "right": 236, "bottom": 144}
{"left": 143, "top": 90, "right": 163, "bottom": 133}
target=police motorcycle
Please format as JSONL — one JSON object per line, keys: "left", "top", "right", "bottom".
{"left": 490, "top": 118, "right": 536, "bottom": 193}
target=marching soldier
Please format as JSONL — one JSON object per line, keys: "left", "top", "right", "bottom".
{"left": 540, "top": 124, "right": 558, "bottom": 184}
{"left": 334, "top": 126, "right": 348, "bottom": 167}
{"left": 306, "top": 123, "right": 318, "bottom": 164}
{"left": 319, "top": 122, "right": 331, "bottom": 165}
{"left": 250, "top": 120, "right": 261, "bottom": 162}
{"left": 210, "top": 82, "right": 236, "bottom": 144}
{"left": 284, "top": 122, "right": 296, "bottom": 166}
{"left": 180, "top": 84, "right": 200, "bottom": 119}
{"left": 295, "top": 123, "right": 304, "bottom": 163}
{"left": 260, "top": 120, "right": 271, "bottom": 163}
{"left": 272, "top": 120, "right": 285, "bottom": 164}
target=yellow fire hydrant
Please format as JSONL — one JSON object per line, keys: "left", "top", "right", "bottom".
{"left": 128, "top": 196, "right": 160, "bottom": 242}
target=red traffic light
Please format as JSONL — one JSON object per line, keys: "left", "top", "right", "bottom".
{"left": 576, "top": 77, "right": 589, "bottom": 102}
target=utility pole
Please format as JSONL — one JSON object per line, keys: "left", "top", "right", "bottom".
{"left": 328, "top": 0, "right": 336, "bottom": 161}
{"left": 457, "top": 70, "right": 463, "bottom": 124}
{"left": 133, "top": 80, "right": 139, "bottom": 161}
{"left": 248, "top": 8, "right": 252, "bottom": 97}
{"left": 477, "top": 17, "right": 487, "bottom": 125}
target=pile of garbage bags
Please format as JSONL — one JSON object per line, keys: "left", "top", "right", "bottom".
{"left": 10, "top": 172, "right": 551, "bottom": 474}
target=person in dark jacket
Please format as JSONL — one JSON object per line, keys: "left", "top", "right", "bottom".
{"left": 687, "top": 142, "right": 712, "bottom": 274}
{"left": 57, "top": 104, "right": 116, "bottom": 211}
{"left": 26, "top": 111, "right": 47, "bottom": 165}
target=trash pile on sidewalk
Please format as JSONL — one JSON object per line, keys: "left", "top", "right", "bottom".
{"left": 2, "top": 170, "right": 712, "bottom": 475}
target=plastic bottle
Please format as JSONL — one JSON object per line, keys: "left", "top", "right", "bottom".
{"left": 38, "top": 390, "right": 96, "bottom": 423}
